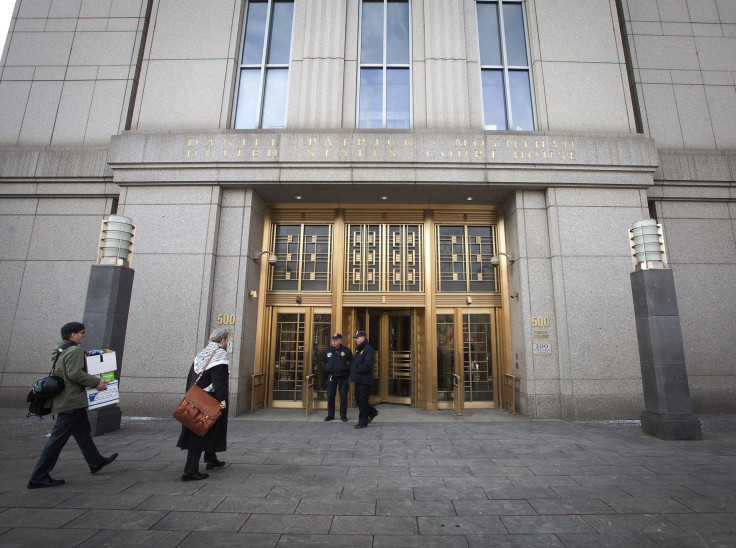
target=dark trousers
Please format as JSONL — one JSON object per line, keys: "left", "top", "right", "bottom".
{"left": 184, "top": 450, "right": 218, "bottom": 475}
{"left": 354, "top": 383, "right": 377, "bottom": 426}
{"left": 326, "top": 375, "right": 349, "bottom": 419}
{"left": 29, "top": 408, "right": 103, "bottom": 482}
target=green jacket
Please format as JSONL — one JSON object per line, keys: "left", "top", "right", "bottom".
{"left": 50, "top": 341, "right": 101, "bottom": 415}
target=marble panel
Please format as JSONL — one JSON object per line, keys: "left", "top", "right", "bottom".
{"left": 80, "top": 0, "right": 112, "bottom": 18}
{"left": 555, "top": 205, "right": 643, "bottom": 257}
{"left": 136, "top": 59, "right": 228, "bottom": 130}
{"left": 19, "top": 80, "right": 63, "bottom": 146}
{"left": 663, "top": 217, "right": 736, "bottom": 263}
{"left": 123, "top": 185, "right": 215, "bottom": 205}
{"left": 656, "top": 0, "right": 689, "bottom": 22}
{"left": 86, "top": 79, "right": 127, "bottom": 145}
{"left": 706, "top": 86, "right": 736, "bottom": 149}
{"left": 5, "top": 31, "right": 73, "bottom": 66}
{"left": 5, "top": 260, "right": 88, "bottom": 367}
{"left": 561, "top": 256, "right": 641, "bottom": 375}
{"left": 687, "top": 0, "right": 721, "bottom": 23}
{"left": 542, "top": 62, "right": 631, "bottom": 133}
{"left": 49, "top": 0, "right": 83, "bottom": 18}
{"left": 717, "top": 0, "right": 736, "bottom": 23}
{"left": 535, "top": 0, "right": 619, "bottom": 63}
{"left": 659, "top": 200, "right": 730, "bottom": 219}
{"left": 69, "top": 31, "right": 138, "bottom": 66}
{"left": 673, "top": 84, "right": 716, "bottom": 149}
{"left": 0, "top": 215, "right": 34, "bottom": 260}
{"left": 27, "top": 213, "right": 102, "bottom": 261}
{"left": 51, "top": 80, "right": 95, "bottom": 146}
{"left": 640, "top": 83, "right": 684, "bottom": 148}
{"left": 632, "top": 35, "right": 700, "bottom": 69}
{"left": 121, "top": 203, "right": 213, "bottom": 254}
{"left": 123, "top": 253, "right": 206, "bottom": 379}
{"left": 627, "top": 0, "right": 660, "bottom": 21}
{"left": 217, "top": 205, "right": 245, "bottom": 257}
{"left": 0, "top": 81, "right": 31, "bottom": 145}
{"left": 110, "top": 0, "right": 145, "bottom": 18}
{"left": 423, "top": 0, "right": 466, "bottom": 59}
{"left": 148, "top": 0, "right": 233, "bottom": 59}
{"left": 33, "top": 66, "right": 68, "bottom": 80}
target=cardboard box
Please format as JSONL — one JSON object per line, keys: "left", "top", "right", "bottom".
{"left": 86, "top": 351, "right": 117, "bottom": 375}
{"left": 87, "top": 380, "right": 119, "bottom": 410}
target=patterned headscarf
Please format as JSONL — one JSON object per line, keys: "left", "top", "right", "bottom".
{"left": 193, "top": 341, "right": 229, "bottom": 392}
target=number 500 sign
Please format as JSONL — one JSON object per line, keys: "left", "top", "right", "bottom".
{"left": 530, "top": 316, "right": 549, "bottom": 327}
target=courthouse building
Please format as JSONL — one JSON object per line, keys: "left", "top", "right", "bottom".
{"left": 1, "top": 0, "right": 734, "bottom": 418}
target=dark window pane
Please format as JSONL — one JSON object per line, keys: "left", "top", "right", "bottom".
{"left": 262, "top": 68, "right": 288, "bottom": 129}
{"left": 386, "top": 1, "right": 410, "bottom": 65}
{"left": 503, "top": 2, "right": 528, "bottom": 66}
{"left": 234, "top": 69, "right": 262, "bottom": 129}
{"left": 477, "top": 2, "right": 501, "bottom": 65}
{"left": 509, "top": 70, "right": 534, "bottom": 130}
{"left": 359, "top": 68, "right": 383, "bottom": 128}
{"left": 386, "top": 68, "right": 410, "bottom": 129}
{"left": 268, "top": 1, "right": 294, "bottom": 64}
{"left": 361, "top": 1, "right": 384, "bottom": 64}
{"left": 242, "top": 2, "right": 268, "bottom": 64}
{"left": 481, "top": 69, "right": 506, "bottom": 130}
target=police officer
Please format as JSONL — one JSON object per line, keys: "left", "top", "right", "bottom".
{"left": 350, "top": 330, "right": 378, "bottom": 429}
{"left": 322, "top": 333, "right": 352, "bottom": 422}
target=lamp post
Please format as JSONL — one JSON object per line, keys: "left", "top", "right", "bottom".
{"left": 629, "top": 219, "right": 701, "bottom": 440}
{"left": 83, "top": 215, "right": 136, "bottom": 436}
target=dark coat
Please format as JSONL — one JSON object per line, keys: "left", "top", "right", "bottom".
{"left": 349, "top": 340, "right": 374, "bottom": 386}
{"left": 321, "top": 344, "right": 352, "bottom": 377}
{"left": 176, "top": 361, "right": 229, "bottom": 453}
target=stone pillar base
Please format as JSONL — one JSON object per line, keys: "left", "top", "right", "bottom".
{"left": 640, "top": 410, "right": 702, "bottom": 441}
{"left": 89, "top": 405, "right": 122, "bottom": 437}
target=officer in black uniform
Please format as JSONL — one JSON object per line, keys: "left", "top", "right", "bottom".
{"left": 350, "top": 330, "right": 378, "bottom": 429}
{"left": 321, "top": 333, "right": 352, "bottom": 421}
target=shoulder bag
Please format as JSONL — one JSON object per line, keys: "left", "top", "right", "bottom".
{"left": 172, "top": 348, "right": 222, "bottom": 436}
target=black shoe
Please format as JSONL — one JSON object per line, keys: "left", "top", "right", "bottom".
{"left": 354, "top": 424, "right": 367, "bottom": 429}
{"left": 27, "top": 478, "right": 65, "bottom": 489}
{"left": 205, "top": 460, "right": 226, "bottom": 470}
{"left": 181, "top": 472, "right": 209, "bottom": 481}
{"left": 90, "top": 453, "right": 118, "bottom": 474}
{"left": 324, "top": 416, "right": 334, "bottom": 421}
{"left": 341, "top": 417, "right": 348, "bottom": 422}
{"left": 368, "top": 409, "right": 379, "bottom": 423}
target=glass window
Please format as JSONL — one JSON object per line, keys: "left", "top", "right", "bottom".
{"left": 476, "top": 1, "right": 534, "bottom": 131}
{"left": 436, "top": 314, "right": 455, "bottom": 402}
{"left": 234, "top": 1, "right": 294, "bottom": 129}
{"left": 358, "top": 0, "right": 411, "bottom": 128}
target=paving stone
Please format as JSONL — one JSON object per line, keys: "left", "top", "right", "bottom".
{"left": 135, "top": 493, "right": 226, "bottom": 511}
{"left": 527, "top": 498, "right": 616, "bottom": 515}
{"left": 64, "top": 508, "right": 168, "bottom": 530}
{"left": 0, "top": 527, "right": 97, "bottom": 548}
{"left": 555, "top": 532, "right": 659, "bottom": 547}
{"left": 374, "top": 534, "right": 471, "bottom": 547}
{"left": 453, "top": 499, "right": 536, "bottom": 516}
{"left": 276, "top": 533, "right": 373, "bottom": 546}
{"left": 466, "top": 534, "right": 564, "bottom": 547}
{"left": 581, "top": 513, "right": 682, "bottom": 533}
{"left": 0, "top": 507, "right": 87, "bottom": 528}
{"left": 78, "top": 529, "right": 189, "bottom": 547}
{"left": 330, "top": 515, "right": 419, "bottom": 535}
{"left": 152, "top": 510, "right": 248, "bottom": 532}
{"left": 240, "top": 514, "right": 333, "bottom": 534}
{"left": 377, "top": 499, "right": 456, "bottom": 516}
{"left": 418, "top": 515, "right": 507, "bottom": 535}
{"left": 296, "top": 498, "right": 375, "bottom": 515}
{"left": 500, "top": 515, "right": 598, "bottom": 534}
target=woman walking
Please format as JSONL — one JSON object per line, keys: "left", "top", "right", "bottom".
{"left": 176, "top": 329, "right": 230, "bottom": 481}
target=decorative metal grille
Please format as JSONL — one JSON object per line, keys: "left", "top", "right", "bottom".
{"left": 436, "top": 225, "right": 498, "bottom": 292}
{"left": 345, "top": 224, "right": 423, "bottom": 292}
{"left": 273, "top": 313, "right": 305, "bottom": 401}
{"left": 271, "top": 225, "right": 332, "bottom": 291}
{"left": 463, "top": 313, "right": 494, "bottom": 402}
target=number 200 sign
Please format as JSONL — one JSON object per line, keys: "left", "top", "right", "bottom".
{"left": 531, "top": 316, "right": 550, "bottom": 327}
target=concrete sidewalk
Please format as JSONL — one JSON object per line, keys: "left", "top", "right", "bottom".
{"left": 1, "top": 405, "right": 735, "bottom": 547}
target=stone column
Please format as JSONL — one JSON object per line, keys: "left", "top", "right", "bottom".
{"left": 630, "top": 269, "right": 701, "bottom": 440}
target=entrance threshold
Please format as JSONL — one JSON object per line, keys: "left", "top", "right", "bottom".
{"left": 238, "top": 404, "right": 527, "bottom": 422}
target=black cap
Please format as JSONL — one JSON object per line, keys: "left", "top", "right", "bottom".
{"left": 61, "top": 322, "right": 85, "bottom": 336}
{"left": 353, "top": 330, "right": 366, "bottom": 338}
{"left": 332, "top": 333, "right": 342, "bottom": 340}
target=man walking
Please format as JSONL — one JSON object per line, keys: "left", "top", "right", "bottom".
{"left": 28, "top": 322, "right": 118, "bottom": 488}
{"left": 322, "top": 333, "right": 352, "bottom": 422}
{"left": 350, "top": 330, "right": 378, "bottom": 429}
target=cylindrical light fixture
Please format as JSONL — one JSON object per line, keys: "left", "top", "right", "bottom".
{"left": 629, "top": 219, "right": 666, "bottom": 270}
{"left": 97, "top": 214, "right": 135, "bottom": 267}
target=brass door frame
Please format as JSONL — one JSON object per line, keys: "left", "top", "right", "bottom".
{"left": 459, "top": 308, "right": 498, "bottom": 409}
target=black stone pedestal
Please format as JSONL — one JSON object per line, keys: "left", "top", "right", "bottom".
{"left": 631, "top": 269, "right": 701, "bottom": 440}
{"left": 88, "top": 404, "right": 123, "bottom": 437}
{"left": 83, "top": 264, "right": 135, "bottom": 437}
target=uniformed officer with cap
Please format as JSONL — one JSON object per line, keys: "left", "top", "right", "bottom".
{"left": 350, "top": 330, "right": 378, "bottom": 429}
{"left": 321, "top": 333, "right": 353, "bottom": 421}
